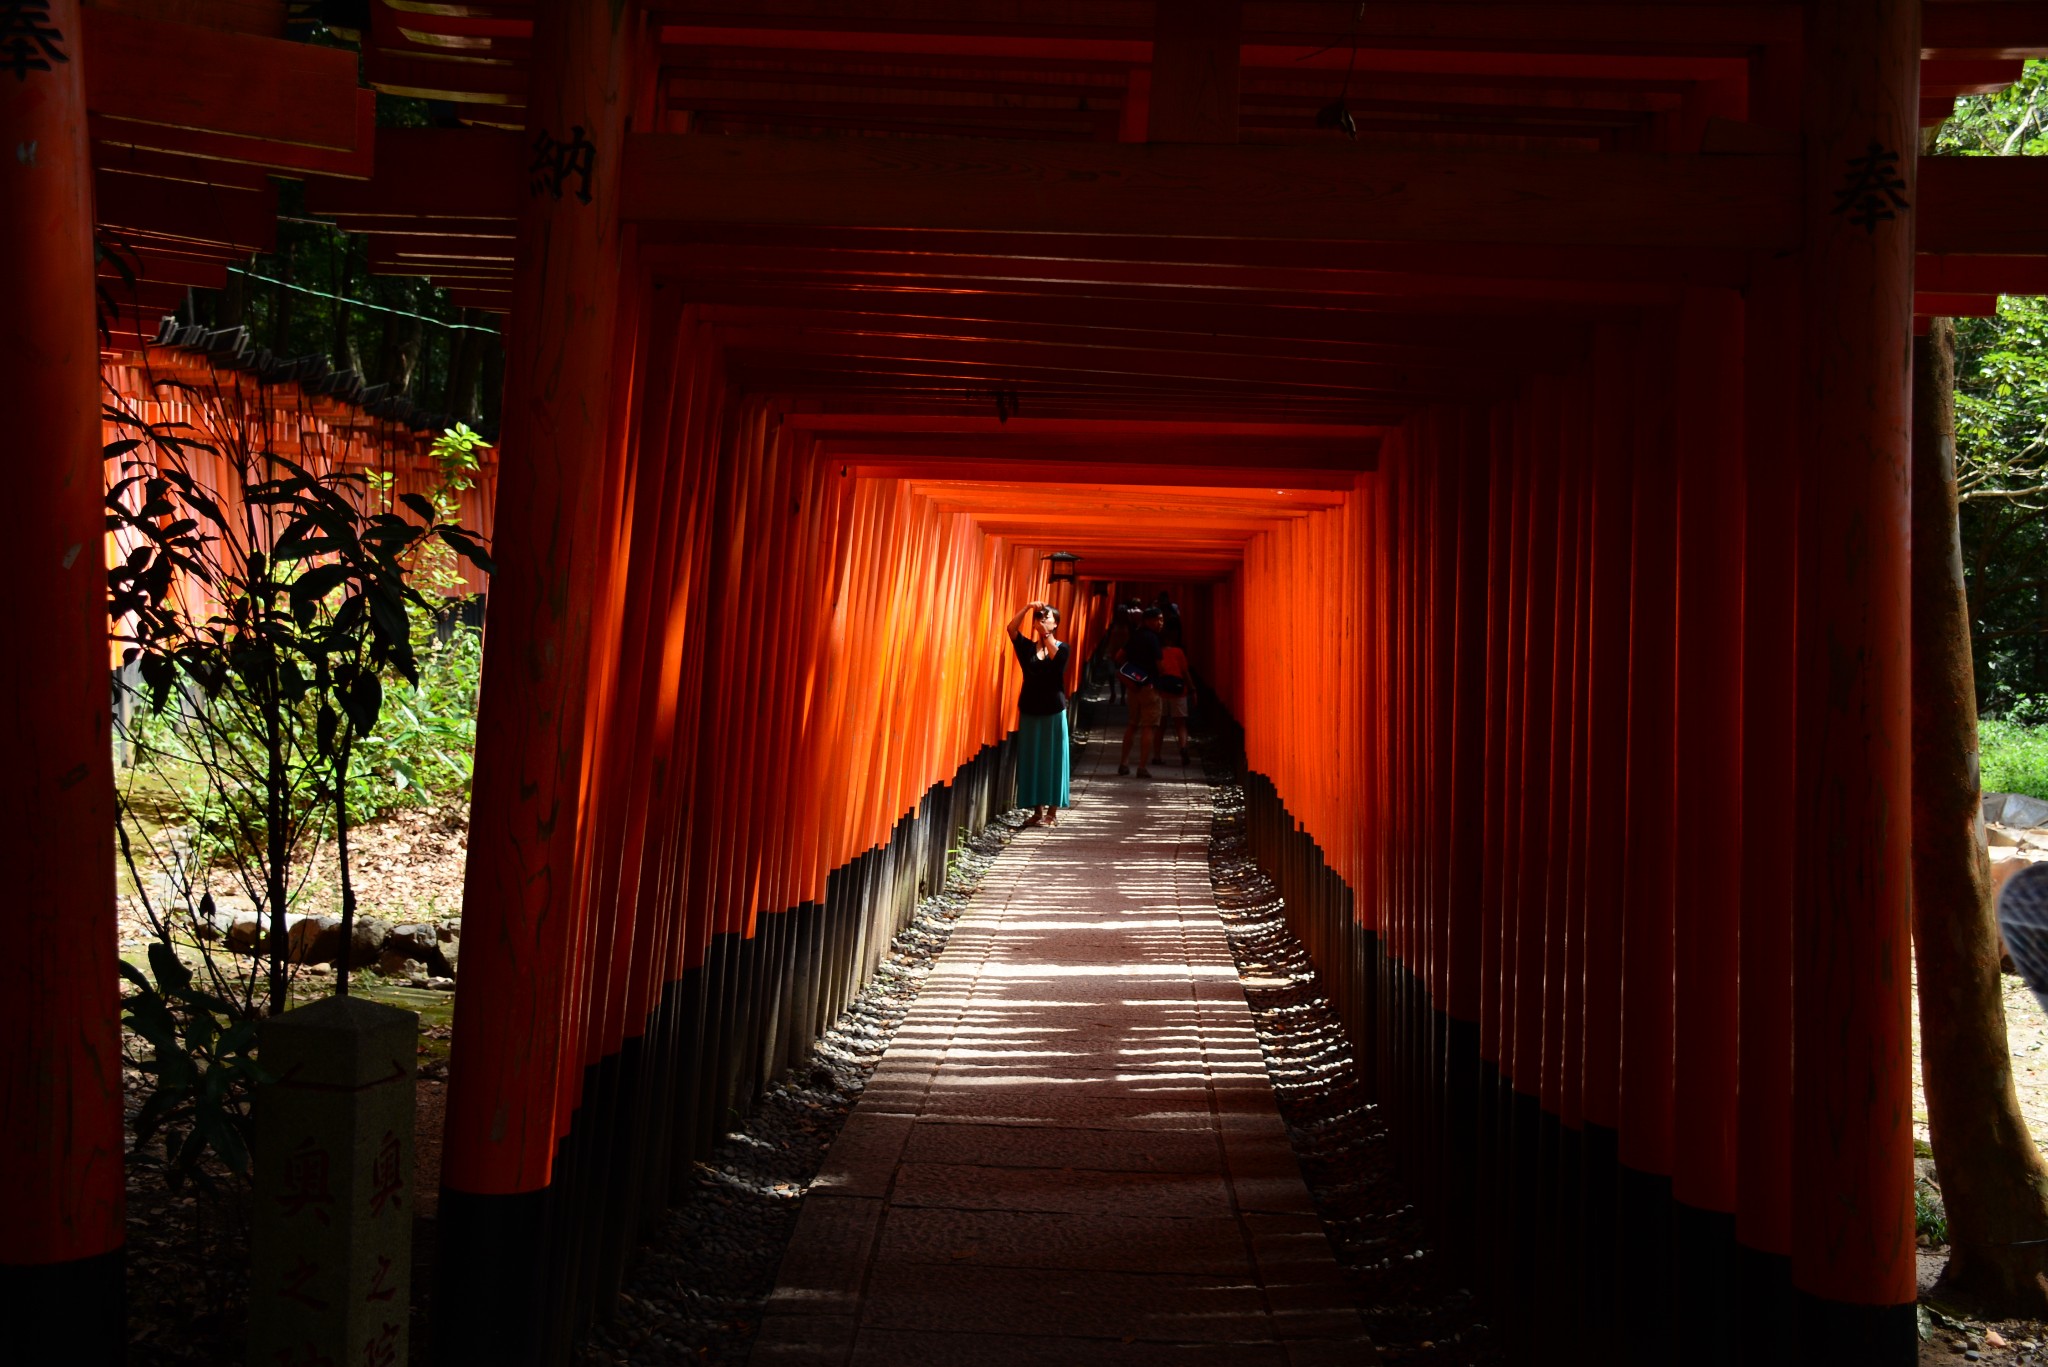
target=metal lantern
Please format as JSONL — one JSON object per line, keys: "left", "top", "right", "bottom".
{"left": 1045, "top": 551, "right": 1082, "bottom": 585}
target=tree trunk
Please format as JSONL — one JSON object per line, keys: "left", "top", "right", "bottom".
{"left": 269, "top": 241, "right": 294, "bottom": 356}
{"left": 1913, "top": 314, "right": 2048, "bottom": 1312}
{"left": 479, "top": 326, "right": 505, "bottom": 430}
{"left": 218, "top": 261, "right": 247, "bottom": 331}
{"left": 378, "top": 311, "right": 423, "bottom": 395}
{"left": 446, "top": 310, "right": 486, "bottom": 424}
{"left": 331, "top": 247, "right": 360, "bottom": 376}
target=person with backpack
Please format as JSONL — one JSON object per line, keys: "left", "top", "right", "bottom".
{"left": 1115, "top": 606, "right": 1166, "bottom": 778}
{"left": 1151, "top": 637, "right": 1197, "bottom": 767}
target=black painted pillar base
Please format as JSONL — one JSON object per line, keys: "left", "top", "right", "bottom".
{"left": 1673, "top": 1200, "right": 1739, "bottom": 1365}
{"left": 1794, "top": 1292, "right": 1916, "bottom": 1366}
{"left": 0, "top": 1247, "right": 123, "bottom": 1367}
{"left": 1580, "top": 1122, "right": 1621, "bottom": 1362}
{"left": 1615, "top": 1162, "right": 1675, "bottom": 1359}
{"left": 435, "top": 1187, "right": 550, "bottom": 1366}
{"left": 1737, "top": 1243, "right": 1796, "bottom": 1367}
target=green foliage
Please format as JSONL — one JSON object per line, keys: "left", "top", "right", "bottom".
{"left": 1981, "top": 700, "right": 2048, "bottom": 800}
{"left": 119, "top": 938, "right": 267, "bottom": 1189}
{"left": 1938, "top": 60, "right": 2048, "bottom": 157}
{"left": 347, "top": 617, "right": 485, "bottom": 817}
{"left": 1935, "top": 65, "right": 2048, "bottom": 707}
{"left": 105, "top": 390, "right": 492, "bottom": 1016}
{"left": 430, "top": 422, "right": 488, "bottom": 505}
{"left": 107, "top": 393, "right": 492, "bottom": 1193}
{"left": 1916, "top": 1177, "right": 1951, "bottom": 1247}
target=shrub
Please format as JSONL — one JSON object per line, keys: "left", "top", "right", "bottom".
{"left": 1982, "top": 695, "right": 2048, "bottom": 800}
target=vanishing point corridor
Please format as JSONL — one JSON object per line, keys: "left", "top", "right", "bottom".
{"left": 754, "top": 738, "right": 1368, "bottom": 1365}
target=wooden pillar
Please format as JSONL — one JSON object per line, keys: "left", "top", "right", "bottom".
{"left": 1790, "top": 0, "right": 1919, "bottom": 1354}
{"left": 1443, "top": 407, "right": 1493, "bottom": 1270}
{"left": 1617, "top": 315, "right": 1680, "bottom": 1355}
{"left": 1670, "top": 287, "right": 1746, "bottom": 1362}
{"left": 0, "top": 2, "right": 124, "bottom": 1359}
{"left": 1738, "top": 29, "right": 1805, "bottom": 1356}
{"left": 1508, "top": 381, "right": 1562, "bottom": 1342}
{"left": 1579, "top": 321, "right": 1641, "bottom": 1357}
{"left": 437, "top": 0, "right": 645, "bottom": 1360}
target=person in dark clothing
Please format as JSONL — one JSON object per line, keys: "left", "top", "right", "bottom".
{"left": 1098, "top": 602, "right": 1135, "bottom": 703}
{"left": 1116, "top": 608, "right": 1165, "bottom": 777}
{"left": 1154, "top": 590, "right": 1183, "bottom": 647}
{"left": 1007, "top": 599, "right": 1071, "bottom": 825}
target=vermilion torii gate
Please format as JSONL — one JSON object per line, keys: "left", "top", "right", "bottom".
{"left": 10, "top": 1, "right": 2048, "bottom": 1363}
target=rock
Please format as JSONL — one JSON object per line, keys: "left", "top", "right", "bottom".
{"left": 384, "top": 923, "right": 438, "bottom": 957}
{"left": 1987, "top": 792, "right": 2014, "bottom": 825}
{"left": 435, "top": 923, "right": 457, "bottom": 943}
{"left": 346, "top": 917, "right": 388, "bottom": 970}
{"left": 2020, "top": 830, "right": 2048, "bottom": 853}
{"left": 2006, "top": 793, "right": 2048, "bottom": 828}
{"left": 199, "top": 895, "right": 265, "bottom": 952}
{"left": 425, "top": 976, "right": 456, "bottom": 992}
{"left": 287, "top": 915, "right": 390, "bottom": 968}
{"left": 286, "top": 915, "right": 340, "bottom": 965}
{"left": 374, "top": 949, "right": 423, "bottom": 980}
{"left": 1991, "top": 825, "right": 2023, "bottom": 849}
{"left": 380, "top": 923, "right": 452, "bottom": 977}
{"left": 437, "top": 934, "right": 459, "bottom": 976}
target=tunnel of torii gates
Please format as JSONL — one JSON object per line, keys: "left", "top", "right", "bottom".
{"left": 17, "top": 0, "right": 2048, "bottom": 1363}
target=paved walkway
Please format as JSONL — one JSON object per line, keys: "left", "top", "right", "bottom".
{"left": 752, "top": 726, "right": 1372, "bottom": 1366}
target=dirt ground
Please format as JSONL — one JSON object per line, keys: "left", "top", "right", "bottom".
{"left": 1914, "top": 844, "right": 2048, "bottom": 1361}
{"left": 117, "top": 801, "right": 471, "bottom": 954}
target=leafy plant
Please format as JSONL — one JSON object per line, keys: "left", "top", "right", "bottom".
{"left": 348, "top": 617, "right": 485, "bottom": 815}
{"left": 1981, "top": 698, "right": 2048, "bottom": 799}
{"left": 1937, "top": 65, "right": 2048, "bottom": 705}
{"left": 105, "top": 385, "right": 492, "bottom": 1015}
{"left": 1917, "top": 1177, "right": 1951, "bottom": 1247}
{"left": 120, "top": 937, "right": 267, "bottom": 1189}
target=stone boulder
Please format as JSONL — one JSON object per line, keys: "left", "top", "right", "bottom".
{"left": 2005, "top": 793, "right": 2048, "bottom": 829}
{"left": 1987, "top": 792, "right": 2014, "bottom": 826}
{"left": 375, "top": 949, "right": 426, "bottom": 981}
{"left": 380, "top": 923, "right": 454, "bottom": 977}
{"left": 346, "top": 917, "right": 389, "bottom": 970}
{"left": 285, "top": 915, "right": 389, "bottom": 968}
{"left": 286, "top": 916, "right": 339, "bottom": 965}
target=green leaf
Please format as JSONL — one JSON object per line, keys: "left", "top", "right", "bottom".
{"left": 290, "top": 562, "right": 350, "bottom": 611}
{"left": 147, "top": 941, "right": 194, "bottom": 997}
{"left": 344, "top": 671, "right": 383, "bottom": 733}
{"left": 437, "top": 526, "right": 495, "bottom": 576}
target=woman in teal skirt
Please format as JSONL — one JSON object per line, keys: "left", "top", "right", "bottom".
{"left": 1008, "top": 599, "right": 1072, "bottom": 826}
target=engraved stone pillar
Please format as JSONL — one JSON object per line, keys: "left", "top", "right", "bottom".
{"left": 250, "top": 996, "right": 418, "bottom": 1367}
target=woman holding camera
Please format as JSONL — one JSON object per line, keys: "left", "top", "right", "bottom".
{"left": 1007, "top": 599, "right": 1072, "bottom": 826}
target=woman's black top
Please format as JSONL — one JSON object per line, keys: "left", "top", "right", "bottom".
{"left": 1010, "top": 633, "right": 1070, "bottom": 716}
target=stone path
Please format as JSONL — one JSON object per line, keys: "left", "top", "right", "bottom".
{"left": 752, "top": 733, "right": 1373, "bottom": 1366}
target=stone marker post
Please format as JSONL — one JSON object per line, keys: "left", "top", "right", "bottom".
{"left": 250, "top": 996, "right": 418, "bottom": 1367}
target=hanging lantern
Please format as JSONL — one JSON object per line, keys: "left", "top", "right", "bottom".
{"left": 1045, "top": 551, "right": 1082, "bottom": 585}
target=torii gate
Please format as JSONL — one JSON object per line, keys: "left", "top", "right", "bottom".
{"left": 6, "top": 2, "right": 2048, "bottom": 1363}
